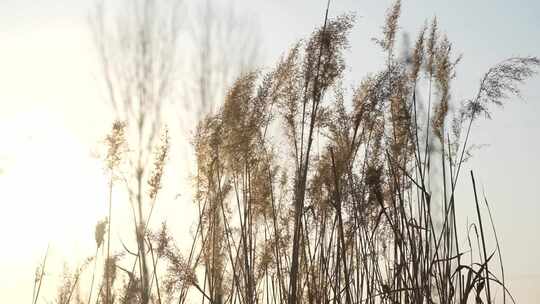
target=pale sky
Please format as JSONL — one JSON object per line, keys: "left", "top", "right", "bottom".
{"left": 0, "top": 0, "right": 539, "bottom": 303}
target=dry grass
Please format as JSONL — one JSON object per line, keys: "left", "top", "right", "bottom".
{"left": 32, "top": 1, "right": 540, "bottom": 304}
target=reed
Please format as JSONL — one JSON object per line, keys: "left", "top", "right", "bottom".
{"left": 44, "top": 1, "right": 539, "bottom": 304}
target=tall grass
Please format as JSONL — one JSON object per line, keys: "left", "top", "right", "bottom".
{"left": 38, "top": 1, "right": 539, "bottom": 304}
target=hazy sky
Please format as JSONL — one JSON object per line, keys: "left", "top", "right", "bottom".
{"left": 0, "top": 0, "right": 539, "bottom": 302}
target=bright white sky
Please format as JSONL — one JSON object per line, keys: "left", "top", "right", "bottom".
{"left": 0, "top": 0, "right": 539, "bottom": 303}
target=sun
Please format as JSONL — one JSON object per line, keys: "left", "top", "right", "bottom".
{"left": 0, "top": 109, "right": 109, "bottom": 266}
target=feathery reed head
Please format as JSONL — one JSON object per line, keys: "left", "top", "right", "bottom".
{"left": 465, "top": 56, "right": 540, "bottom": 120}
{"left": 410, "top": 24, "right": 426, "bottom": 81}
{"left": 425, "top": 17, "right": 439, "bottom": 75}
{"left": 94, "top": 218, "right": 108, "bottom": 249}
{"left": 432, "top": 35, "right": 461, "bottom": 141}
{"left": 373, "top": 0, "right": 401, "bottom": 53}
{"left": 105, "top": 121, "right": 126, "bottom": 171}
{"left": 103, "top": 256, "right": 117, "bottom": 285}
{"left": 148, "top": 127, "right": 170, "bottom": 201}
{"left": 305, "top": 13, "right": 355, "bottom": 91}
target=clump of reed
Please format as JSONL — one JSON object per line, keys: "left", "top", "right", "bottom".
{"left": 184, "top": 2, "right": 539, "bottom": 304}
{"left": 40, "top": 1, "right": 539, "bottom": 304}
